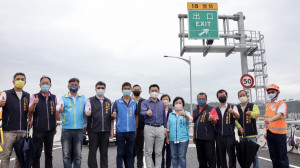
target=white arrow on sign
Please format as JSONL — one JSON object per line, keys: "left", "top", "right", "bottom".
{"left": 199, "top": 29, "right": 209, "bottom": 36}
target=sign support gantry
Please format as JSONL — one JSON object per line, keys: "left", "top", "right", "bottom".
{"left": 178, "top": 11, "right": 268, "bottom": 106}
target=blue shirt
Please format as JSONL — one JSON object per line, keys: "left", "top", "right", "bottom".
{"left": 141, "top": 98, "right": 166, "bottom": 128}
{"left": 112, "top": 97, "right": 138, "bottom": 132}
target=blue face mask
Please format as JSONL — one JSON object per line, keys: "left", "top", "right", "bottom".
{"left": 69, "top": 86, "right": 78, "bottom": 93}
{"left": 123, "top": 90, "right": 131, "bottom": 96}
{"left": 198, "top": 99, "right": 206, "bottom": 106}
{"left": 268, "top": 93, "right": 276, "bottom": 99}
{"left": 41, "top": 84, "right": 50, "bottom": 92}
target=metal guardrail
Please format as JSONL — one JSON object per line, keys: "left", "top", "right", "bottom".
{"left": 189, "top": 120, "right": 300, "bottom": 136}
{"left": 257, "top": 120, "right": 300, "bottom": 125}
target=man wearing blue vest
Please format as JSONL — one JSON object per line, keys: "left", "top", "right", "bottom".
{"left": 0, "top": 72, "right": 30, "bottom": 168}
{"left": 111, "top": 82, "right": 138, "bottom": 168}
{"left": 215, "top": 89, "right": 240, "bottom": 168}
{"left": 85, "top": 81, "right": 113, "bottom": 168}
{"left": 28, "top": 76, "right": 57, "bottom": 168}
{"left": 56, "top": 78, "right": 86, "bottom": 168}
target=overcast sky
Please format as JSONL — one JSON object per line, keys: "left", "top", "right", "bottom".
{"left": 0, "top": 0, "right": 299, "bottom": 105}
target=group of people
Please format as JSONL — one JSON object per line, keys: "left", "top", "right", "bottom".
{"left": 0, "top": 72, "right": 290, "bottom": 168}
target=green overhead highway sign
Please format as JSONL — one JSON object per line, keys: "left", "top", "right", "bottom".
{"left": 188, "top": 3, "right": 219, "bottom": 39}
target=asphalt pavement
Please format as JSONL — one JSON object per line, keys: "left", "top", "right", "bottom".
{"left": 1, "top": 139, "right": 300, "bottom": 168}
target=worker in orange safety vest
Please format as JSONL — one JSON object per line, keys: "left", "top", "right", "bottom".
{"left": 264, "top": 84, "right": 289, "bottom": 168}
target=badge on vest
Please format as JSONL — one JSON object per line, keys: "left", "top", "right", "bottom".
{"left": 51, "top": 101, "right": 55, "bottom": 115}
{"left": 200, "top": 111, "right": 207, "bottom": 123}
{"left": 105, "top": 103, "right": 110, "bottom": 114}
{"left": 24, "top": 97, "right": 28, "bottom": 111}
{"left": 246, "top": 115, "right": 251, "bottom": 123}
{"left": 130, "top": 105, "right": 135, "bottom": 117}
{"left": 226, "top": 112, "right": 231, "bottom": 124}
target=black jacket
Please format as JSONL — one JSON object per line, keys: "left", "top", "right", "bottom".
{"left": 87, "top": 96, "right": 112, "bottom": 132}
{"left": 2, "top": 89, "right": 30, "bottom": 131}
{"left": 32, "top": 91, "right": 57, "bottom": 132}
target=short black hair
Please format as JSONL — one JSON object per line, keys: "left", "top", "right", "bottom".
{"left": 149, "top": 84, "right": 160, "bottom": 91}
{"left": 122, "top": 82, "right": 131, "bottom": 89}
{"left": 173, "top": 96, "right": 185, "bottom": 107}
{"left": 95, "top": 81, "right": 106, "bottom": 88}
{"left": 216, "top": 89, "right": 227, "bottom": 97}
{"left": 161, "top": 94, "right": 171, "bottom": 102}
{"left": 40, "top": 75, "right": 51, "bottom": 83}
{"left": 68, "top": 78, "right": 80, "bottom": 84}
{"left": 133, "top": 84, "right": 141, "bottom": 89}
{"left": 197, "top": 92, "right": 207, "bottom": 99}
{"left": 238, "top": 90, "right": 247, "bottom": 96}
{"left": 13, "top": 72, "right": 26, "bottom": 80}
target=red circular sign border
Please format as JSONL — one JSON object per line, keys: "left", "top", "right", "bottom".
{"left": 240, "top": 74, "right": 254, "bottom": 88}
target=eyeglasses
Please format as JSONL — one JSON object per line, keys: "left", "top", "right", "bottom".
{"left": 97, "top": 87, "right": 105, "bottom": 89}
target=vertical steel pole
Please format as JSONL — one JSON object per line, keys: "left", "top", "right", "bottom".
{"left": 189, "top": 56, "right": 193, "bottom": 114}
{"left": 237, "top": 12, "right": 248, "bottom": 75}
{"left": 223, "top": 19, "right": 227, "bottom": 46}
{"left": 237, "top": 12, "right": 252, "bottom": 101}
{"left": 179, "top": 17, "right": 182, "bottom": 55}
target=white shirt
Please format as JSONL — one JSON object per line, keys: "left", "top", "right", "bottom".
{"left": 219, "top": 103, "right": 239, "bottom": 118}
{"left": 0, "top": 92, "right": 7, "bottom": 101}
{"left": 270, "top": 99, "right": 287, "bottom": 115}
{"left": 85, "top": 95, "right": 104, "bottom": 112}
{"left": 16, "top": 92, "right": 22, "bottom": 100}
{"left": 0, "top": 91, "right": 22, "bottom": 100}
{"left": 56, "top": 94, "right": 80, "bottom": 111}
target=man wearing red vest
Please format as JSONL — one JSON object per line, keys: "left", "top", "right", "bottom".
{"left": 264, "top": 84, "right": 289, "bottom": 168}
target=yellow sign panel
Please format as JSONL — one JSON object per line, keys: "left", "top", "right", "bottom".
{"left": 187, "top": 2, "right": 218, "bottom": 10}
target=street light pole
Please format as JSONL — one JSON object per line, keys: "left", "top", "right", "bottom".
{"left": 164, "top": 55, "right": 193, "bottom": 114}
{"left": 189, "top": 56, "right": 192, "bottom": 115}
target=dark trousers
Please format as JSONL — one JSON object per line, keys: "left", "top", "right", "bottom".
{"left": 33, "top": 130, "right": 55, "bottom": 168}
{"left": 215, "top": 134, "right": 236, "bottom": 168}
{"left": 161, "top": 139, "right": 171, "bottom": 168}
{"left": 135, "top": 128, "right": 144, "bottom": 168}
{"left": 88, "top": 132, "right": 110, "bottom": 168}
{"left": 196, "top": 139, "right": 216, "bottom": 168}
{"left": 266, "top": 130, "right": 289, "bottom": 168}
{"left": 116, "top": 132, "right": 135, "bottom": 168}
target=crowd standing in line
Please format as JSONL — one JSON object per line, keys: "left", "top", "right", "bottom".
{"left": 0, "top": 72, "right": 290, "bottom": 168}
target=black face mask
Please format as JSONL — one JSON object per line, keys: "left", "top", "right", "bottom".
{"left": 133, "top": 91, "right": 141, "bottom": 97}
{"left": 218, "top": 96, "right": 227, "bottom": 103}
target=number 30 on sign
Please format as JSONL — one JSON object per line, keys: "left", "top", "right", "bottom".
{"left": 240, "top": 74, "right": 254, "bottom": 88}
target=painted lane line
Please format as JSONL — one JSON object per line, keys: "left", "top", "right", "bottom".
{"left": 0, "top": 146, "right": 62, "bottom": 163}
{"left": 258, "top": 156, "right": 300, "bottom": 168}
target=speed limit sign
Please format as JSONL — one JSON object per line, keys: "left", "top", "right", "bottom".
{"left": 240, "top": 74, "right": 254, "bottom": 88}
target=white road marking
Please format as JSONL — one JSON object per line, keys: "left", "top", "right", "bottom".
{"left": 187, "top": 144, "right": 300, "bottom": 168}
{"left": 0, "top": 146, "right": 62, "bottom": 163}
{"left": 258, "top": 156, "right": 300, "bottom": 168}
{"left": 188, "top": 144, "right": 196, "bottom": 147}
{"left": 1, "top": 145, "right": 299, "bottom": 168}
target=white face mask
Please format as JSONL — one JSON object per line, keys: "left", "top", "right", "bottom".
{"left": 163, "top": 100, "right": 169, "bottom": 106}
{"left": 150, "top": 92, "right": 159, "bottom": 98}
{"left": 239, "top": 96, "right": 248, "bottom": 103}
{"left": 174, "top": 104, "right": 183, "bottom": 111}
{"left": 96, "top": 89, "right": 105, "bottom": 96}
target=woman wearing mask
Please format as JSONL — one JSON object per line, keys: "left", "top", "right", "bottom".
{"left": 160, "top": 94, "right": 172, "bottom": 168}
{"left": 166, "top": 97, "right": 192, "bottom": 168}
